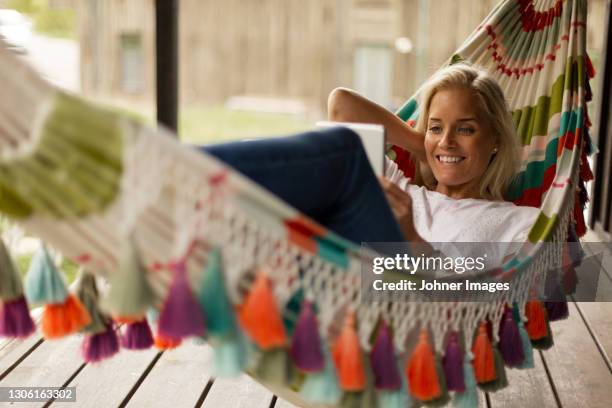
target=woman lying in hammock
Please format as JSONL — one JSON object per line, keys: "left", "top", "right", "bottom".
{"left": 200, "top": 64, "right": 539, "bottom": 260}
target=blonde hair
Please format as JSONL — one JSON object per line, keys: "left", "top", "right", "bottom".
{"left": 414, "top": 63, "right": 519, "bottom": 201}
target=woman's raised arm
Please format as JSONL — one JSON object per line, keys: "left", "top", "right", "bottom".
{"left": 327, "top": 87, "right": 426, "bottom": 162}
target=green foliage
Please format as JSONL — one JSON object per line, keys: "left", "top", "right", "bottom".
{"left": 6, "top": 0, "right": 76, "bottom": 39}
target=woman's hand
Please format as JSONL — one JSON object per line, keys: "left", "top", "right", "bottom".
{"left": 379, "top": 177, "right": 434, "bottom": 254}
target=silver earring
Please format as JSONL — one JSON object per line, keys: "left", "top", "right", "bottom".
{"left": 493, "top": 148, "right": 498, "bottom": 153}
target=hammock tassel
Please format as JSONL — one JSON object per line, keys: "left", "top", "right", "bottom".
{"left": 158, "top": 261, "right": 206, "bottom": 339}
{"left": 471, "top": 323, "right": 495, "bottom": 384}
{"left": 154, "top": 331, "right": 182, "bottom": 349}
{"left": 122, "top": 318, "right": 154, "bottom": 350}
{"left": 237, "top": 272, "right": 287, "bottom": 349}
{"left": 290, "top": 300, "right": 325, "bottom": 372}
{"left": 42, "top": 293, "right": 91, "bottom": 339}
{"left": 525, "top": 301, "right": 548, "bottom": 340}
{"left": 370, "top": 321, "right": 402, "bottom": 390}
{"left": 377, "top": 362, "right": 414, "bottom": 408}
{"left": 75, "top": 270, "right": 108, "bottom": 334}
{"left": 332, "top": 312, "right": 366, "bottom": 391}
{"left": 211, "top": 333, "right": 249, "bottom": 377}
{"left": 82, "top": 323, "right": 120, "bottom": 363}
{"left": 198, "top": 249, "right": 237, "bottom": 338}
{"left": 24, "top": 244, "right": 68, "bottom": 305}
{"left": 104, "top": 239, "right": 156, "bottom": 320}
{"left": 518, "top": 320, "right": 535, "bottom": 369}
{"left": 452, "top": 354, "right": 479, "bottom": 408}
{"left": 442, "top": 331, "right": 465, "bottom": 392}
{"left": 478, "top": 345, "right": 508, "bottom": 392}
{"left": 0, "top": 295, "right": 36, "bottom": 338}
{"left": 300, "top": 348, "right": 342, "bottom": 405}
{"left": 498, "top": 309, "right": 524, "bottom": 367}
{"left": 406, "top": 330, "right": 441, "bottom": 401}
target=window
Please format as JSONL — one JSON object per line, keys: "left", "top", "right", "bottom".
{"left": 120, "top": 32, "right": 144, "bottom": 93}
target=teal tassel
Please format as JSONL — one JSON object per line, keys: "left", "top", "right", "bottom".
{"left": 198, "top": 249, "right": 237, "bottom": 337}
{"left": 103, "top": 239, "right": 156, "bottom": 318}
{"left": 478, "top": 346, "right": 508, "bottom": 392}
{"left": 212, "top": 333, "right": 249, "bottom": 377}
{"left": 0, "top": 237, "right": 23, "bottom": 301}
{"left": 24, "top": 244, "right": 68, "bottom": 305}
{"left": 518, "top": 321, "right": 535, "bottom": 369}
{"left": 453, "top": 357, "right": 478, "bottom": 408}
{"left": 299, "top": 348, "right": 342, "bottom": 405}
{"left": 377, "top": 363, "right": 414, "bottom": 408}
{"left": 75, "top": 269, "right": 109, "bottom": 334}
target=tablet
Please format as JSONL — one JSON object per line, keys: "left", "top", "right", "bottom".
{"left": 316, "top": 121, "right": 386, "bottom": 176}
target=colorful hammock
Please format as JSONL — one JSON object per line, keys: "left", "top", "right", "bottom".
{"left": 0, "top": 0, "right": 594, "bottom": 407}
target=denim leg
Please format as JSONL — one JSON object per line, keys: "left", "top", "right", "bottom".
{"left": 196, "top": 127, "right": 405, "bottom": 244}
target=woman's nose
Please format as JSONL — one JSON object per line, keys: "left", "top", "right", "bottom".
{"left": 438, "top": 129, "right": 457, "bottom": 149}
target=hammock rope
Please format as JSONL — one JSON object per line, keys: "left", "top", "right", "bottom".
{"left": 0, "top": 0, "right": 593, "bottom": 406}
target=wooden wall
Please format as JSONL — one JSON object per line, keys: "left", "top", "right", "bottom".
{"left": 77, "top": 0, "right": 608, "bottom": 116}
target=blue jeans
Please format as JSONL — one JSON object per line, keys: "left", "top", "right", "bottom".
{"left": 198, "top": 127, "right": 405, "bottom": 244}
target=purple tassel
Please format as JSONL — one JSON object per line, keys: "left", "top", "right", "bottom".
{"left": 369, "top": 321, "right": 401, "bottom": 390}
{"left": 498, "top": 309, "right": 524, "bottom": 367}
{"left": 289, "top": 301, "right": 324, "bottom": 372}
{"left": 122, "top": 319, "right": 154, "bottom": 350}
{"left": 158, "top": 261, "right": 206, "bottom": 339}
{"left": 82, "top": 324, "right": 120, "bottom": 362}
{"left": 443, "top": 332, "right": 465, "bottom": 392}
{"left": 545, "top": 301, "right": 569, "bottom": 321}
{"left": 0, "top": 296, "right": 36, "bottom": 338}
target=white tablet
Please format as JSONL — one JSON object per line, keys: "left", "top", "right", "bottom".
{"left": 316, "top": 121, "right": 386, "bottom": 176}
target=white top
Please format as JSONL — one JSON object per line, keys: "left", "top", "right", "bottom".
{"left": 385, "top": 158, "right": 540, "bottom": 267}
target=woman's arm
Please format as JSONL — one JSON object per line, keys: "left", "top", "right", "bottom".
{"left": 327, "top": 87, "right": 426, "bottom": 162}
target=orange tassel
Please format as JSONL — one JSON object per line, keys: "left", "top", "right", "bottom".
{"left": 525, "top": 301, "right": 548, "bottom": 340}
{"left": 42, "top": 294, "right": 91, "bottom": 339}
{"left": 332, "top": 312, "right": 366, "bottom": 391}
{"left": 113, "top": 315, "right": 145, "bottom": 324}
{"left": 237, "top": 272, "right": 287, "bottom": 349}
{"left": 472, "top": 323, "right": 496, "bottom": 383}
{"left": 407, "top": 330, "right": 441, "bottom": 401}
{"left": 154, "top": 332, "right": 182, "bottom": 349}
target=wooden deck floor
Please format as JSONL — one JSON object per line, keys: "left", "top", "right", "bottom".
{"left": 1, "top": 244, "right": 612, "bottom": 407}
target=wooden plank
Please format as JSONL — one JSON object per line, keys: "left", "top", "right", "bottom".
{"left": 0, "top": 334, "right": 44, "bottom": 379}
{"left": 486, "top": 351, "right": 557, "bottom": 407}
{"left": 273, "top": 396, "right": 300, "bottom": 408}
{"left": 574, "top": 302, "right": 612, "bottom": 369}
{"left": 202, "top": 374, "right": 274, "bottom": 408}
{"left": 50, "top": 347, "right": 160, "bottom": 408}
{"left": 540, "top": 302, "right": 612, "bottom": 408}
{"left": 0, "top": 334, "right": 85, "bottom": 408}
{"left": 126, "top": 341, "right": 214, "bottom": 407}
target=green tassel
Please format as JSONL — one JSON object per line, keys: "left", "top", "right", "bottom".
{"left": 0, "top": 237, "right": 23, "bottom": 301}
{"left": 531, "top": 318, "right": 554, "bottom": 350}
{"left": 478, "top": 346, "right": 508, "bottom": 392}
{"left": 423, "top": 356, "right": 450, "bottom": 407}
{"left": 252, "top": 348, "right": 291, "bottom": 387}
{"left": 211, "top": 333, "right": 249, "bottom": 377}
{"left": 453, "top": 356, "right": 478, "bottom": 408}
{"left": 24, "top": 244, "right": 68, "bottom": 305}
{"left": 340, "top": 348, "right": 378, "bottom": 408}
{"left": 518, "top": 321, "right": 534, "bottom": 368}
{"left": 377, "top": 362, "right": 414, "bottom": 408}
{"left": 299, "top": 348, "right": 342, "bottom": 405}
{"left": 75, "top": 269, "right": 109, "bottom": 334}
{"left": 198, "top": 249, "right": 237, "bottom": 337}
{"left": 103, "top": 239, "right": 156, "bottom": 318}
{"left": 283, "top": 288, "right": 304, "bottom": 336}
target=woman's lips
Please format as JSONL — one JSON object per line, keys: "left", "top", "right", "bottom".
{"left": 436, "top": 155, "right": 466, "bottom": 164}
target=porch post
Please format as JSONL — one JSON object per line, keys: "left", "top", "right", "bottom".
{"left": 155, "top": 0, "right": 179, "bottom": 134}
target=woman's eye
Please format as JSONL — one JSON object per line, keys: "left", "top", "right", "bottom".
{"left": 457, "top": 127, "right": 475, "bottom": 134}
{"left": 428, "top": 126, "right": 442, "bottom": 133}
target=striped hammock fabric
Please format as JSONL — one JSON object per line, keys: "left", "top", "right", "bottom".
{"left": 0, "top": 0, "right": 593, "bottom": 407}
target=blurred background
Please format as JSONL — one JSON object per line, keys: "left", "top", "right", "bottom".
{"left": 0, "top": 0, "right": 607, "bottom": 144}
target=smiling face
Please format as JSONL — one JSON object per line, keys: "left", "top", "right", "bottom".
{"left": 424, "top": 87, "right": 497, "bottom": 199}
